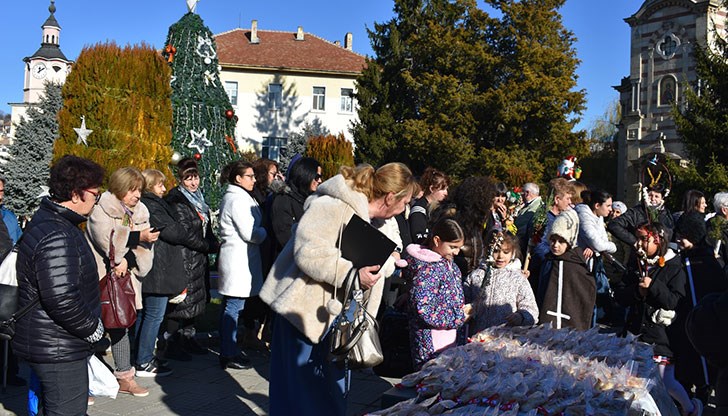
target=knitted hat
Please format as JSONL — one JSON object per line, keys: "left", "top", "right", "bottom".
{"left": 612, "top": 201, "right": 627, "bottom": 214}
{"left": 548, "top": 209, "right": 579, "bottom": 247}
{"left": 675, "top": 211, "right": 707, "bottom": 246}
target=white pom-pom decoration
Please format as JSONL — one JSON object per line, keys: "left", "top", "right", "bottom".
{"left": 326, "top": 299, "right": 342, "bottom": 316}
{"left": 171, "top": 152, "right": 182, "bottom": 163}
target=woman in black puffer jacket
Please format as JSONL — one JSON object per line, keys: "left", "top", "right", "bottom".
{"left": 163, "top": 158, "right": 218, "bottom": 358}
{"left": 13, "top": 156, "right": 105, "bottom": 416}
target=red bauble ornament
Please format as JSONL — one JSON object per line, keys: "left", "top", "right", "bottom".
{"left": 225, "top": 109, "right": 234, "bottom": 119}
{"left": 194, "top": 153, "right": 202, "bottom": 160}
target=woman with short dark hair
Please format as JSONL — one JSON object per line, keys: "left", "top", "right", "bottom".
{"left": 13, "top": 155, "right": 105, "bottom": 415}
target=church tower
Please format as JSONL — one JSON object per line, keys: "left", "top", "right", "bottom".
{"left": 9, "top": 0, "right": 73, "bottom": 136}
{"left": 614, "top": 0, "right": 726, "bottom": 205}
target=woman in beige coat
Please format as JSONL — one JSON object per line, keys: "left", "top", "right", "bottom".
{"left": 260, "top": 162, "right": 416, "bottom": 416}
{"left": 86, "top": 167, "right": 158, "bottom": 397}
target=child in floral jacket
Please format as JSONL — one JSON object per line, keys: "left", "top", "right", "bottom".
{"left": 405, "top": 218, "right": 470, "bottom": 370}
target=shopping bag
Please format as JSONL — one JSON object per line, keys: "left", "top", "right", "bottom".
{"left": 88, "top": 355, "right": 119, "bottom": 399}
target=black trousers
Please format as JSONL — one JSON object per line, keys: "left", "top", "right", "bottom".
{"left": 30, "top": 357, "right": 88, "bottom": 416}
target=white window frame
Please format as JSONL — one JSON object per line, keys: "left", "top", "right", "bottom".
{"left": 224, "top": 81, "right": 238, "bottom": 106}
{"left": 340, "top": 88, "right": 354, "bottom": 113}
{"left": 312, "top": 86, "right": 326, "bottom": 111}
{"left": 268, "top": 83, "right": 282, "bottom": 110}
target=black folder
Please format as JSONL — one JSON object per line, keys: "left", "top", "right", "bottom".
{"left": 340, "top": 214, "right": 397, "bottom": 269}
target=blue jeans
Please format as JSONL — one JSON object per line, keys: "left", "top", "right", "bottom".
{"left": 134, "top": 294, "right": 168, "bottom": 365}
{"left": 219, "top": 296, "right": 245, "bottom": 358}
{"left": 29, "top": 357, "right": 88, "bottom": 416}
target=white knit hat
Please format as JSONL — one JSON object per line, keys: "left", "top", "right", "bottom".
{"left": 548, "top": 209, "right": 579, "bottom": 247}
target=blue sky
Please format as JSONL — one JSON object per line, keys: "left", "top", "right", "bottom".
{"left": 0, "top": 0, "right": 637, "bottom": 132}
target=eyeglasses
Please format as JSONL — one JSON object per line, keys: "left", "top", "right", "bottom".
{"left": 84, "top": 189, "right": 101, "bottom": 204}
{"left": 242, "top": 174, "right": 255, "bottom": 179}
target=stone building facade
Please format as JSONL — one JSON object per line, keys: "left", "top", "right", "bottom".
{"left": 615, "top": 0, "right": 726, "bottom": 205}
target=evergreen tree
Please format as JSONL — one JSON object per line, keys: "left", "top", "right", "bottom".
{"left": 353, "top": 0, "right": 586, "bottom": 180}
{"left": 163, "top": 12, "right": 237, "bottom": 209}
{"left": 673, "top": 32, "right": 728, "bottom": 170}
{"left": 54, "top": 42, "right": 174, "bottom": 185}
{"left": 5, "top": 83, "right": 62, "bottom": 218}
{"left": 279, "top": 119, "right": 330, "bottom": 172}
{"left": 306, "top": 133, "right": 355, "bottom": 179}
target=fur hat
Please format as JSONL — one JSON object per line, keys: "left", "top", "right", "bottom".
{"left": 548, "top": 209, "right": 579, "bottom": 247}
{"left": 675, "top": 211, "right": 707, "bottom": 246}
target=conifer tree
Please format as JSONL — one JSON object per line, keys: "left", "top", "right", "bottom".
{"left": 5, "top": 83, "right": 62, "bottom": 218}
{"left": 673, "top": 33, "right": 728, "bottom": 170}
{"left": 163, "top": 12, "right": 237, "bottom": 209}
{"left": 353, "top": 0, "right": 586, "bottom": 181}
{"left": 54, "top": 42, "right": 174, "bottom": 184}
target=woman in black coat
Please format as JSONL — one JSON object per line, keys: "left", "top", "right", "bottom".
{"left": 133, "top": 169, "right": 190, "bottom": 375}
{"left": 613, "top": 222, "right": 701, "bottom": 416}
{"left": 163, "top": 158, "right": 219, "bottom": 358}
{"left": 671, "top": 212, "right": 728, "bottom": 403}
{"left": 13, "top": 156, "right": 106, "bottom": 415}
{"left": 270, "top": 157, "right": 321, "bottom": 251}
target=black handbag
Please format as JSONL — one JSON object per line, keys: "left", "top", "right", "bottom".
{"left": 0, "top": 287, "right": 39, "bottom": 341}
{"left": 328, "top": 268, "right": 384, "bottom": 370}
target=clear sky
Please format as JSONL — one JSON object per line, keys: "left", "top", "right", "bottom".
{"left": 0, "top": 0, "right": 638, "bottom": 132}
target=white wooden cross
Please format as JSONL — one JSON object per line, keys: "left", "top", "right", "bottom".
{"left": 546, "top": 261, "right": 571, "bottom": 329}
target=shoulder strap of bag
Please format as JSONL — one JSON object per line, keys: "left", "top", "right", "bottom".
{"left": 1, "top": 297, "right": 41, "bottom": 328}
{"left": 108, "top": 229, "right": 116, "bottom": 267}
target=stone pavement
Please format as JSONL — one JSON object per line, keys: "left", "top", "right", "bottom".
{"left": 0, "top": 338, "right": 400, "bottom": 416}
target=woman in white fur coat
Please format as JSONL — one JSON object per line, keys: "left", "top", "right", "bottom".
{"left": 217, "top": 161, "right": 267, "bottom": 370}
{"left": 86, "top": 167, "right": 159, "bottom": 397}
{"left": 260, "top": 163, "right": 417, "bottom": 416}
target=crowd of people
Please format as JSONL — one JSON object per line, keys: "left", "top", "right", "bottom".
{"left": 1, "top": 155, "right": 727, "bottom": 416}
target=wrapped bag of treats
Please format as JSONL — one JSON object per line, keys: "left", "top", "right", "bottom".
{"left": 370, "top": 325, "right": 677, "bottom": 416}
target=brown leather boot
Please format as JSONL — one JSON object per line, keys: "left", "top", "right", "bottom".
{"left": 117, "top": 377, "right": 149, "bottom": 397}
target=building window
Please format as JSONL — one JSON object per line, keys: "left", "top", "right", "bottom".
{"left": 224, "top": 81, "right": 238, "bottom": 106}
{"left": 262, "top": 137, "right": 287, "bottom": 162}
{"left": 268, "top": 83, "right": 282, "bottom": 110}
{"left": 313, "top": 87, "right": 326, "bottom": 111}
{"left": 340, "top": 88, "right": 354, "bottom": 113}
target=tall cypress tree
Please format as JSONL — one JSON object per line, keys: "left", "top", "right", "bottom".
{"left": 5, "top": 83, "right": 63, "bottom": 218}
{"left": 54, "top": 42, "right": 174, "bottom": 183}
{"left": 163, "top": 12, "right": 237, "bottom": 209}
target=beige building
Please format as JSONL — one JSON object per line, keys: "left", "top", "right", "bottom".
{"left": 215, "top": 21, "right": 366, "bottom": 160}
{"left": 615, "top": 0, "right": 726, "bottom": 205}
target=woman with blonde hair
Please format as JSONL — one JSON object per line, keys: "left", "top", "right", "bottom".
{"left": 260, "top": 162, "right": 417, "bottom": 415}
{"left": 86, "top": 167, "right": 159, "bottom": 396}
{"left": 133, "top": 169, "right": 189, "bottom": 377}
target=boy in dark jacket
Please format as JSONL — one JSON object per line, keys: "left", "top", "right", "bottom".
{"left": 538, "top": 209, "right": 596, "bottom": 330}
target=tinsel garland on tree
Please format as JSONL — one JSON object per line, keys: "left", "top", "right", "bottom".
{"left": 163, "top": 12, "right": 237, "bottom": 210}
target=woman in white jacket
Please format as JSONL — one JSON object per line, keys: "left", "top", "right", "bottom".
{"left": 217, "top": 160, "right": 267, "bottom": 370}
{"left": 575, "top": 189, "right": 616, "bottom": 257}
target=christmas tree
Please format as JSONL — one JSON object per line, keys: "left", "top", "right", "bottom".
{"left": 5, "top": 83, "right": 63, "bottom": 218}
{"left": 163, "top": 8, "right": 237, "bottom": 209}
{"left": 54, "top": 42, "right": 174, "bottom": 185}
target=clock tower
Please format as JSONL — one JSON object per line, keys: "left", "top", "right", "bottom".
{"left": 23, "top": 0, "right": 72, "bottom": 103}
{"left": 9, "top": 0, "right": 72, "bottom": 136}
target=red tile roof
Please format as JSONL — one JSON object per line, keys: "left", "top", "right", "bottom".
{"left": 215, "top": 29, "right": 367, "bottom": 74}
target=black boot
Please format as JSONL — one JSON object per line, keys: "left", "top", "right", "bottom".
{"left": 163, "top": 334, "right": 192, "bottom": 361}
{"left": 182, "top": 335, "right": 208, "bottom": 355}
